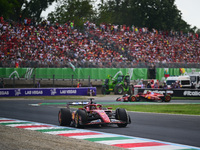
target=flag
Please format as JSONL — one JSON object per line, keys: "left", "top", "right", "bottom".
{"left": 164, "top": 68, "right": 169, "bottom": 78}
{"left": 69, "top": 62, "right": 75, "bottom": 71}
{"left": 180, "top": 68, "right": 185, "bottom": 74}
{"left": 15, "top": 62, "right": 19, "bottom": 68}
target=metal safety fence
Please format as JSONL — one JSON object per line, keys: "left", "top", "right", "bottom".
{"left": 0, "top": 60, "right": 199, "bottom": 68}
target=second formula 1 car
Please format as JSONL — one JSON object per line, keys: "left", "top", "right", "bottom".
{"left": 58, "top": 98, "right": 131, "bottom": 128}
{"left": 116, "top": 91, "right": 171, "bottom": 102}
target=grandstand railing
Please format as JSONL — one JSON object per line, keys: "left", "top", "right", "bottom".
{"left": 0, "top": 60, "right": 199, "bottom": 68}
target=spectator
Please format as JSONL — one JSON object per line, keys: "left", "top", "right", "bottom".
{"left": 154, "top": 82, "right": 159, "bottom": 88}
{"left": 150, "top": 80, "right": 155, "bottom": 88}
{"left": 171, "top": 83, "right": 175, "bottom": 89}
{"left": 175, "top": 81, "right": 181, "bottom": 88}
{"left": 146, "top": 82, "right": 151, "bottom": 88}
{"left": 163, "top": 82, "right": 168, "bottom": 89}
{"left": 0, "top": 19, "right": 199, "bottom": 68}
{"left": 89, "top": 82, "right": 93, "bottom": 87}
{"left": 138, "top": 79, "right": 145, "bottom": 88}
{"left": 77, "top": 80, "right": 82, "bottom": 88}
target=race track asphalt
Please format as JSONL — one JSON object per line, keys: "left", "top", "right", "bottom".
{"left": 0, "top": 96, "right": 200, "bottom": 148}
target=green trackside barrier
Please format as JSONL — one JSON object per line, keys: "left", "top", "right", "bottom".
{"left": 0, "top": 68, "right": 148, "bottom": 80}
{"left": 1, "top": 68, "right": 200, "bottom": 80}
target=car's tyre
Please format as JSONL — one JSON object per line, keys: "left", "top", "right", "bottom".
{"left": 115, "top": 108, "right": 129, "bottom": 127}
{"left": 130, "top": 95, "right": 137, "bottom": 102}
{"left": 114, "top": 85, "right": 124, "bottom": 95}
{"left": 164, "top": 95, "right": 171, "bottom": 102}
{"left": 58, "top": 108, "right": 72, "bottom": 126}
{"left": 74, "top": 109, "right": 87, "bottom": 128}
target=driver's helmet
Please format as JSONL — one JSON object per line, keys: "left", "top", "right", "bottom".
{"left": 98, "top": 105, "right": 102, "bottom": 109}
{"left": 123, "top": 94, "right": 128, "bottom": 97}
{"left": 90, "top": 105, "right": 95, "bottom": 110}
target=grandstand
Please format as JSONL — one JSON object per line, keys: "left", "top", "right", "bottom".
{"left": 0, "top": 19, "right": 200, "bottom": 88}
{"left": 0, "top": 20, "right": 199, "bottom": 68}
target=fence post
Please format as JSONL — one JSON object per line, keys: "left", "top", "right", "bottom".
{"left": 33, "top": 74, "right": 35, "bottom": 88}
{"left": 72, "top": 75, "right": 74, "bottom": 87}
{"left": 13, "top": 75, "right": 15, "bottom": 88}
{"left": 88, "top": 75, "right": 90, "bottom": 87}
{"left": 53, "top": 74, "right": 55, "bottom": 87}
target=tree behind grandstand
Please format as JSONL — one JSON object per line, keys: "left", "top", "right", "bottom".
{"left": 47, "top": 0, "right": 193, "bottom": 32}
{"left": 0, "top": 0, "right": 55, "bottom": 22}
{"left": 0, "top": 0, "right": 197, "bottom": 32}
{"left": 96, "top": 0, "right": 191, "bottom": 32}
{"left": 47, "top": 0, "right": 95, "bottom": 27}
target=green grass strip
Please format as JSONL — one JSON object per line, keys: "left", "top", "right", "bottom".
{"left": 36, "top": 128, "right": 75, "bottom": 132}
{"left": 71, "top": 104, "right": 200, "bottom": 115}
{"left": 85, "top": 136, "right": 132, "bottom": 142}
{"left": 0, "top": 96, "right": 87, "bottom": 100}
{"left": 0, "top": 122, "right": 31, "bottom": 125}
{"left": 106, "top": 104, "right": 200, "bottom": 115}
{"left": 39, "top": 103, "right": 67, "bottom": 106}
{"left": 172, "top": 97, "right": 200, "bottom": 100}
{"left": 179, "top": 148, "right": 200, "bottom": 150}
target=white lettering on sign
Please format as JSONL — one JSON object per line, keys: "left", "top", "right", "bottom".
{"left": 25, "top": 91, "right": 31, "bottom": 95}
{"left": 32, "top": 91, "right": 43, "bottom": 94}
{"left": 25, "top": 90, "right": 43, "bottom": 95}
{"left": 0, "top": 91, "right": 9, "bottom": 95}
{"left": 60, "top": 90, "right": 77, "bottom": 94}
{"left": 143, "top": 90, "right": 173, "bottom": 94}
{"left": 183, "top": 91, "right": 200, "bottom": 96}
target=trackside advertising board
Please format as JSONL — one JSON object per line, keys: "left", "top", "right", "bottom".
{"left": 138, "top": 88, "right": 200, "bottom": 97}
{"left": 0, "top": 87, "right": 96, "bottom": 97}
{"left": 0, "top": 68, "right": 148, "bottom": 80}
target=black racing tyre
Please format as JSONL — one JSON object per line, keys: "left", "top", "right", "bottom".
{"left": 164, "top": 95, "right": 171, "bottom": 102}
{"left": 74, "top": 109, "right": 87, "bottom": 128}
{"left": 114, "top": 85, "right": 124, "bottom": 95}
{"left": 58, "top": 108, "right": 72, "bottom": 126}
{"left": 115, "top": 108, "right": 129, "bottom": 127}
{"left": 130, "top": 96, "right": 137, "bottom": 102}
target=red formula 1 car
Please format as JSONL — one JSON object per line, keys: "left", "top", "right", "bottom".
{"left": 116, "top": 91, "right": 171, "bottom": 102}
{"left": 116, "top": 94, "right": 136, "bottom": 102}
{"left": 58, "top": 98, "right": 131, "bottom": 128}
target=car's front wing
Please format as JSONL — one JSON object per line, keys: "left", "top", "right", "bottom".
{"left": 83, "top": 119, "right": 128, "bottom": 125}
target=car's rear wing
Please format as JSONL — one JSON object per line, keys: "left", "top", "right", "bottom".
{"left": 67, "top": 101, "right": 89, "bottom": 105}
{"left": 66, "top": 98, "right": 95, "bottom": 108}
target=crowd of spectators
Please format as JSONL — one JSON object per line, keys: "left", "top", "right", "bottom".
{"left": 0, "top": 17, "right": 200, "bottom": 68}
